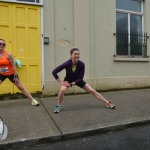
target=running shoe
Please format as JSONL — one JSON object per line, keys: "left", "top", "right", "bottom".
{"left": 106, "top": 101, "right": 116, "bottom": 109}
{"left": 54, "top": 105, "right": 61, "bottom": 113}
{"left": 32, "top": 99, "right": 39, "bottom": 106}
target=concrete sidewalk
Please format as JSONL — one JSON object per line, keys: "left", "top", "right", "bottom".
{"left": 1, "top": 89, "right": 150, "bottom": 149}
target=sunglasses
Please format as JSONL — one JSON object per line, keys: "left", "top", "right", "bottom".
{"left": 0, "top": 43, "right": 6, "bottom": 47}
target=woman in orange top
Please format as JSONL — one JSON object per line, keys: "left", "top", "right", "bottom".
{"left": 0, "top": 39, "right": 39, "bottom": 106}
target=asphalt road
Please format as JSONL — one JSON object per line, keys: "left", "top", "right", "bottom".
{"left": 20, "top": 124, "right": 150, "bottom": 150}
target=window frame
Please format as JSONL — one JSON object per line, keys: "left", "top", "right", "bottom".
{"left": 0, "top": 0, "right": 43, "bottom": 5}
{"left": 115, "top": 0, "right": 147, "bottom": 59}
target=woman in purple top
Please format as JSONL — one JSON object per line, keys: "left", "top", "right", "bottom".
{"left": 52, "top": 48, "right": 116, "bottom": 113}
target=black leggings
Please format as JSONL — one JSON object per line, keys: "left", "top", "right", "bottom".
{"left": 64, "top": 78, "right": 86, "bottom": 88}
{"left": 0, "top": 74, "right": 19, "bottom": 83}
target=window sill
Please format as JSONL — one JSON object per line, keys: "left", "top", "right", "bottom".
{"left": 114, "top": 57, "right": 150, "bottom": 62}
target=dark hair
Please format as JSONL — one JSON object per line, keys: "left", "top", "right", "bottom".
{"left": 70, "top": 48, "right": 79, "bottom": 55}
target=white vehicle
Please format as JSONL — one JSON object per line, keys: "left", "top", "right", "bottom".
{"left": 0, "top": 117, "right": 8, "bottom": 140}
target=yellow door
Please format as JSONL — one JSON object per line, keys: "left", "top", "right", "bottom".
{"left": 0, "top": 2, "right": 13, "bottom": 94}
{"left": 0, "top": 2, "right": 42, "bottom": 94}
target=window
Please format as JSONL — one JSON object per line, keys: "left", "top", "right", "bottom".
{"left": 115, "top": 0, "right": 149, "bottom": 57}
{"left": 116, "top": 0, "right": 141, "bottom": 12}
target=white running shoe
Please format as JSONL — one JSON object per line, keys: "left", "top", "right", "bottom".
{"left": 32, "top": 99, "right": 39, "bottom": 106}
{"left": 106, "top": 101, "right": 116, "bottom": 109}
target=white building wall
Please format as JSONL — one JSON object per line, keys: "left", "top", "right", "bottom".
{"left": 43, "top": 0, "right": 150, "bottom": 95}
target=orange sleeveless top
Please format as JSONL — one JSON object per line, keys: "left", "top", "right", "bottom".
{"left": 0, "top": 50, "right": 14, "bottom": 76}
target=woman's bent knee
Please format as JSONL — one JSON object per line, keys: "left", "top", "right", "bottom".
{"left": 60, "top": 86, "right": 68, "bottom": 93}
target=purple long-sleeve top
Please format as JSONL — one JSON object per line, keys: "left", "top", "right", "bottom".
{"left": 52, "top": 59, "right": 85, "bottom": 84}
